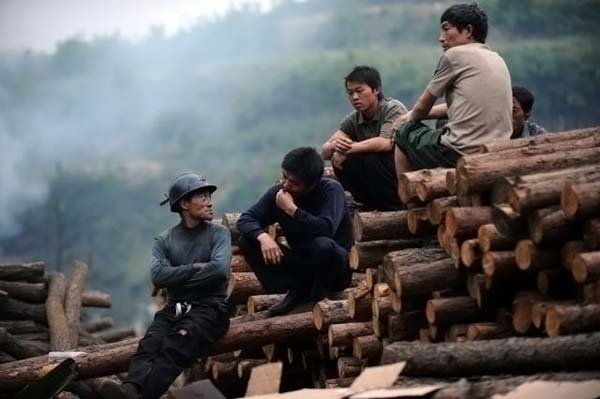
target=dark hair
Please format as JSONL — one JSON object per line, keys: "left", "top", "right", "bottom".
{"left": 440, "top": 3, "right": 488, "bottom": 43}
{"left": 512, "top": 85, "right": 535, "bottom": 115}
{"left": 345, "top": 66, "right": 384, "bottom": 100}
{"left": 281, "top": 147, "right": 324, "bottom": 187}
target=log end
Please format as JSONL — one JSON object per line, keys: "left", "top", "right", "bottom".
{"left": 570, "top": 255, "right": 588, "bottom": 284}
{"left": 425, "top": 300, "right": 436, "bottom": 325}
{"left": 545, "top": 307, "right": 560, "bottom": 337}
{"left": 515, "top": 240, "right": 534, "bottom": 270}
{"left": 561, "top": 185, "right": 579, "bottom": 219}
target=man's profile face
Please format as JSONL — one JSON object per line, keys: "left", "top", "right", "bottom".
{"left": 281, "top": 170, "right": 312, "bottom": 199}
{"left": 439, "top": 21, "right": 473, "bottom": 51}
{"left": 346, "top": 81, "right": 379, "bottom": 113}
{"left": 181, "top": 190, "right": 214, "bottom": 221}
{"left": 512, "top": 97, "right": 527, "bottom": 134}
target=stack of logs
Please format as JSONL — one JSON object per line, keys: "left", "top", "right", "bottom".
{"left": 1, "top": 126, "right": 600, "bottom": 398}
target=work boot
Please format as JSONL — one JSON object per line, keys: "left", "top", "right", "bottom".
{"left": 97, "top": 379, "right": 140, "bottom": 399}
{"left": 267, "top": 290, "right": 304, "bottom": 316}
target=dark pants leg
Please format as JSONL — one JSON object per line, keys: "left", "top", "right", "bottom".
{"left": 333, "top": 152, "right": 402, "bottom": 211}
{"left": 239, "top": 235, "right": 352, "bottom": 301}
{"left": 125, "top": 301, "right": 229, "bottom": 399}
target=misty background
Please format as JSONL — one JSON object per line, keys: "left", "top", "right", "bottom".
{"left": 1, "top": 0, "right": 599, "bottom": 325}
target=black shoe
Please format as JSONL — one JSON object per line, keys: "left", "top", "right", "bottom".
{"left": 267, "top": 291, "right": 304, "bottom": 316}
{"left": 97, "top": 380, "right": 140, "bottom": 399}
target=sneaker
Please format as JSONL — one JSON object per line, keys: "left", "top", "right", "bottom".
{"left": 97, "top": 380, "right": 139, "bottom": 399}
{"left": 267, "top": 290, "right": 305, "bottom": 316}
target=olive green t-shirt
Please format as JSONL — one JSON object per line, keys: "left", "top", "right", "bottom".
{"left": 426, "top": 43, "right": 512, "bottom": 154}
{"left": 339, "top": 97, "right": 408, "bottom": 141}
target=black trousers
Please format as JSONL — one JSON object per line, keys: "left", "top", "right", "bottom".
{"left": 333, "top": 152, "right": 403, "bottom": 211}
{"left": 125, "top": 300, "right": 229, "bottom": 399}
{"left": 238, "top": 235, "right": 352, "bottom": 301}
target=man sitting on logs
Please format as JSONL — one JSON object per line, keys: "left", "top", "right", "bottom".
{"left": 98, "top": 173, "right": 231, "bottom": 399}
{"left": 511, "top": 85, "right": 548, "bottom": 139}
{"left": 237, "top": 147, "right": 354, "bottom": 316}
{"left": 321, "top": 65, "right": 408, "bottom": 211}
{"left": 392, "top": 3, "right": 512, "bottom": 173}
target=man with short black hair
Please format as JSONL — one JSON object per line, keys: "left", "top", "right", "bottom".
{"left": 322, "top": 66, "right": 407, "bottom": 211}
{"left": 98, "top": 173, "right": 231, "bottom": 399}
{"left": 237, "top": 147, "right": 354, "bottom": 315}
{"left": 393, "top": 3, "right": 512, "bottom": 173}
{"left": 511, "top": 85, "right": 547, "bottom": 138}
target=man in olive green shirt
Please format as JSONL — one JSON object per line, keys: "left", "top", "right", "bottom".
{"left": 322, "top": 66, "right": 408, "bottom": 211}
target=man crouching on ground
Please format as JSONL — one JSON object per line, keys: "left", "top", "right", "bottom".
{"left": 237, "top": 147, "right": 354, "bottom": 316}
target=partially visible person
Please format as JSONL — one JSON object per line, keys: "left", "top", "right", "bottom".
{"left": 393, "top": 3, "right": 512, "bottom": 174}
{"left": 511, "top": 85, "right": 548, "bottom": 139}
{"left": 98, "top": 173, "right": 231, "bottom": 399}
{"left": 237, "top": 147, "right": 354, "bottom": 316}
{"left": 322, "top": 66, "right": 407, "bottom": 211}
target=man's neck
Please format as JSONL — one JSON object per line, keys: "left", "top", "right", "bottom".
{"left": 362, "top": 99, "right": 380, "bottom": 120}
{"left": 181, "top": 214, "right": 204, "bottom": 229}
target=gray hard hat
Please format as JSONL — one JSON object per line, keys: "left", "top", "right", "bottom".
{"left": 160, "top": 172, "right": 217, "bottom": 212}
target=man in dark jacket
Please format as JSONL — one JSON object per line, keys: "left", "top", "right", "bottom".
{"left": 99, "top": 173, "right": 231, "bottom": 399}
{"left": 237, "top": 147, "right": 354, "bottom": 315}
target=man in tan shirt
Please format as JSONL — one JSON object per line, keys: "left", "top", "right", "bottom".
{"left": 322, "top": 66, "right": 408, "bottom": 211}
{"left": 393, "top": 3, "right": 512, "bottom": 175}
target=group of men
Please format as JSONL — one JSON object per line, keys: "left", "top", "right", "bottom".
{"left": 98, "top": 3, "right": 547, "bottom": 398}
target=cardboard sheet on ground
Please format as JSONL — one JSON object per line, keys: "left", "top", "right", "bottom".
{"left": 170, "top": 379, "right": 226, "bottom": 399}
{"left": 349, "top": 385, "right": 445, "bottom": 398}
{"left": 245, "top": 362, "right": 283, "bottom": 397}
{"left": 492, "top": 380, "right": 600, "bottom": 399}
{"left": 350, "top": 362, "right": 406, "bottom": 392}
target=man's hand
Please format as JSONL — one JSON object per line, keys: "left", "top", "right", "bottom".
{"left": 257, "top": 233, "right": 284, "bottom": 266}
{"left": 333, "top": 136, "right": 354, "bottom": 154}
{"left": 275, "top": 189, "right": 297, "bottom": 217}
{"left": 193, "top": 262, "right": 206, "bottom": 271}
{"left": 391, "top": 111, "right": 411, "bottom": 133}
{"left": 331, "top": 152, "right": 347, "bottom": 170}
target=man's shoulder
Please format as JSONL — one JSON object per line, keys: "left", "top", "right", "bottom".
{"left": 381, "top": 97, "right": 408, "bottom": 113}
{"left": 320, "top": 177, "right": 345, "bottom": 193}
{"left": 208, "top": 221, "right": 229, "bottom": 234}
{"left": 155, "top": 226, "right": 175, "bottom": 242}
{"left": 445, "top": 43, "right": 497, "bottom": 61}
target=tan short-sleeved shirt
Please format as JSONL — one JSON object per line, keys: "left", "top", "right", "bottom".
{"left": 426, "top": 43, "right": 512, "bottom": 154}
{"left": 339, "top": 97, "right": 408, "bottom": 141}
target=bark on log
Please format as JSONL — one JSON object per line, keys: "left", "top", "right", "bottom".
{"left": 371, "top": 297, "right": 393, "bottom": 326}
{"left": 0, "top": 295, "right": 47, "bottom": 323}
{"left": 531, "top": 300, "right": 576, "bottom": 330}
{"left": 398, "top": 170, "right": 444, "bottom": 204}
{"left": 445, "top": 207, "right": 493, "bottom": 241}
{"left": 352, "top": 335, "right": 382, "bottom": 360}
{"left": 445, "top": 324, "right": 469, "bottom": 342}
{"left": 46, "top": 272, "right": 71, "bottom": 351}
{"left": 584, "top": 218, "right": 600, "bottom": 250}
{"left": 477, "top": 224, "right": 514, "bottom": 253}
{"left": 325, "top": 377, "right": 355, "bottom": 388}
{"left": 481, "top": 126, "right": 600, "bottom": 153}
{"left": 387, "top": 311, "right": 427, "bottom": 342}
{"left": 415, "top": 169, "right": 453, "bottom": 202}
{"left": 0, "top": 280, "right": 46, "bottom": 303}
{"left": 212, "top": 359, "right": 239, "bottom": 381}
{"left": 0, "top": 262, "right": 45, "bottom": 282}
{"left": 512, "top": 291, "right": 545, "bottom": 334}
{"left": 227, "top": 272, "right": 265, "bottom": 305}
{"left": 222, "top": 213, "right": 242, "bottom": 242}
{"left": 562, "top": 181, "right": 600, "bottom": 219}
{"left": 492, "top": 204, "right": 527, "bottom": 238}
{"left": 515, "top": 240, "right": 561, "bottom": 272}
{"left": 427, "top": 196, "right": 458, "bottom": 225}
{"left": 353, "top": 211, "right": 411, "bottom": 242}
{"left": 337, "top": 356, "right": 366, "bottom": 378}
{"left": 394, "top": 258, "right": 460, "bottom": 300}
{"left": 426, "top": 297, "right": 481, "bottom": 325}
{"left": 507, "top": 165, "right": 600, "bottom": 213}
{"left": 528, "top": 205, "right": 579, "bottom": 245}
{"left": 348, "top": 290, "right": 372, "bottom": 321}
{"left": 545, "top": 303, "right": 600, "bottom": 337}
{"left": 82, "top": 317, "right": 114, "bottom": 334}
{"left": 460, "top": 239, "right": 482, "bottom": 268}
{"left": 81, "top": 290, "right": 111, "bottom": 308}
{"left": 482, "top": 251, "right": 518, "bottom": 279}
{"left": 0, "top": 321, "right": 46, "bottom": 335}
{"left": 313, "top": 300, "right": 350, "bottom": 331}
{"left": 0, "top": 328, "right": 46, "bottom": 360}
{"left": 571, "top": 251, "right": 600, "bottom": 284}
{"left": 562, "top": 240, "right": 587, "bottom": 270}
{"left": 381, "top": 331, "right": 600, "bottom": 376}
{"left": 456, "top": 146, "right": 600, "bottom": 195}
{"left": 349, "top": 239, "right": 423, "bottom": 271}
{"left": 407, "top": 207, "right": 435, "bottom": 235}
{"left": 65, "top": 261, "right": 88, "bottom": 349}
{"left": 247, "top": 294, "right": 285, "bottom": 314}
{"left": 93, "top": 327, "right": 137, "bottom": 343}
{"left": 230, "top": 255, "right": 252, "bottom": 273}
{"left": 536, "top": 268, "right": 574, "bottom": 297}
{"left": 382, "top": 248, "right": 448, "bottom": 288}
{"left": 466, "top": 322, "right": 512, "bottom": 341}
{"left": 328, "top": 322, "right": 373, "bottom": 348}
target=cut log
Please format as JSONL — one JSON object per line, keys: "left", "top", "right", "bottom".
{"left": 365, "top": 267, "right": 378, "bottom": 290}
{"left": 562, "top": 181, "right": 600, "bottom": 219}
{"left": 328, "top": 322, "right": 373, "bottom": 348}
{"left": 562, "top": 240, "right": 587, "bottom": 270}
{"left": 387, "top": 311, "right": 427, "bottom": 342}
{"left": 382, "top": 248, "right": 448, "bottom": 287}
{"left": 93, "top": 327, "right": 137, "bottom": 343}
{"left": 230, "top": 255, "right": 252, "bottom": 273}
{"left": 82, "top": 317, "right": 114, "bottom": 334}
{"left": 584, "top": 218, "right": 600, "bottom": 250}
{"left": 531, "top": 300, "right": 576, "bottom": 330}
{"left": 227, "top": 272, "right": 265, "bottom": 305}
{"left": 349, "top": 239, "right": 423, "bottom": 271}
{"left": 46, "top": 272, "right": 70, "bottom": 351}
{"left": 415, "top": 169, "right": 453, "bottom": 202}
{"left": 427, "top": 196, "right": 458, "bottom": 225}
{"left": 445, "top": 324, "right": 469, "bottom": 342}
{"left": 529, "top": 206, "right": 580, "bottom": 244}
{"left": 482, "top": 251, "right": 517, "bottom": 279}
{"left": 348, "top": 290, "right": 372, "bottom": 320}
{"left": 445, "top": 207, "right": 493, "bottom": 241}
{"left": 507, "top": 165, "right": 600, "bottom": 213}
{"left": 0, "top": 295, "right": 47, "bottom": 324}
{"left": 466, "top": 322, "right": 512, "bottom": 341}
{"left": 394, "top": 258, "right": 459, "bottom": 300}
{"left": 373, "top": 282, "right": 390, "bottom": 299}
{"left": 512, "top": 291, "right": 545, "bottom": 334}
{"left": 247, "top": 294, "right": 285, "bottom": 314}
{"left": 491, "top": 204, "right": 527, "bottom": 239}
{"left": 352, "top": 335, "right": 382, "bottom": 361}
{"left": 426, "top": 297, "right": 480, "bottom": 325}
{"left": 407, "top": 207, "right": 435, "bottom": 235}
{"left": 337, "top": 357, "right": 366, "bottom": 378}
{"left": 570, "top": 251, "right": 600, "bottom": 284}
{"left": 0, "top": 280, "right": 46, "bottom": 303}
{"left": 313, "top": 300, "right": 350, "bottom": 331}
{"left": 446, "top": 170, "right": 457, "bottom": 195}
{"left": 455, "top": 146, "right": 600, "bottom": 195}
{"left": 212, "top": 359, "right": 239, "bottom": 381}
{"left": 398, "top": 170, "right": 447, "bottom": 204}
{"left": 515, "top": 240, "right": 560, "bottom": 272}
{"left": 460, "top": 239, "right": 482, "bottom": 268}
{"left": 537, "top": 268, "right": 574, "bottom": 297}
{"left": 237, "top": 359, "right": 268, "bottom": 379}
{"left": 0, "top": 328, "right": 46, "bottom": 360}
{"left": 353, "top": 211, "right": 411, "bottom": 242}
{"left": 0, "top": 321, "right": 46, "bottom": 335}
{"left": 382, "top": 331, "right": 600, "bottom": 376}
{"left": 0, "top": 262, "right": 45, "bottom": 282}
{"left": 81, "top": 290, "right": 111, "bottom": 308}
{"left": 481, "top": 126, "right": 600, "bottom": 153}
{"left": 546, "top": 303, "right": 600, "bottom": 337}
{"left": 262, "top": 343, "right": 286, "bottom": 362}
{"left": 222, "top": 213, "right": 242, "bottom": 242}
{"left": 64, "top": 261, "right": 88, "bottom": 349}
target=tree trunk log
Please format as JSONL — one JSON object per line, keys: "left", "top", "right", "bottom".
{"left": 365, "top": 267, "right": 378, "bottom": 290}
{"left": 545, "top": 303, "right": 600, "bottom": 337}
{"left": 348, "top": 291, "right": 372, "bottom": 321}
{"left": 387, "top": 311, "right": 427, "bottom": 342}
{"left": 0, "top": 328, "right": 47, "bottom": 360}
{"left": 312, "top": 300, "right": 350, "bottom": 331}
{"left": 237, "top": 359, "right": 268, "bottom": 379}
{"left": 0, "top": 262, "right": 45, "bottom": 282}
{"left": 406, "top": 207, "right": 435, "bottom": 235}
{"left": 93, "top": 327, "right": 137, "bottom": 343}
{"left": 337, "top": 356, "right": 366, "bottom": 378}
{"left": 81, "top": 290, "right": 111, "bottom": 308}
{"left": 0, "top": 321, "right": 46, "bottom": 335}
{"left": 46, "top": 272, "right": 71, "bottom": 351}
{"left": 0, "top": 280, "right": 46, "bottom": 303}
{"left": 445, "top": 207, "right": 493, "bottom": 241}
{"left": 415, "top": 169, "right": 453, "bottom": 202}
{"left": 426, "top": 297, "right": 481, "bottom": 325}
{"left": 353, "top": 211, "right": 411, "bottom": 242}
{"left": 227, "top": 272, "right": 265, "bottom": 305}
{"left": 512, "top": 291, "right": 545, "bottom": 334}
{"left": 247, "top": 294, "right": 285, "bottom": 314}
{"left": 222, "top": 213, "right": 242, "bottom": 242}
{"left": 481, "top": 126, "right": 600, "bottom": 153}
{"left": 482, "top": 251, "right": 518, "bottom": 280}
{"left": 466, "top": 322, "right": 512, "bottom": 340}
{"left": 536, "top": 268, "right": 574, "bottom": 297}
{"left": 0, "top": 295, "right": 47, "bottom": 323}
{"left": 381, "top": 331, "right": 600, "bottom": 376}
{"left": 492, "top": 203, "right": 527, "bottom": 238}
{"left": 349, "top": 239, "right": 423, "bottom": 271}
{"left": 562, "top": 181, "right": 600, "bottom": 219}
{"left": 570, "top": 251, "right": 600, "bottom": 284}
{"left": 427, "top": 196, "right": 458, "bottom": 225}
{"left": 477, "top": 223, "right": 514, "bottom": 252}
{"left": 394, "top": 258, "right": 460, "bottom": 299}
{"left": 460, "top": 239, "right": 482, "bottom": 268}
{"left": 212, "top": 359, "right": 239, "bottom": 381}
{"left": 515, "top": 240, "right": 561, "bottom": 272}
{"left": 328, "top": 322, "right": 373, "bottom": 348}
{"left": 230, "top": 255, "right": 252, "bottom": 273}
{"left": 382, "top": 248, "right": 448, "bottom": 288}
{"left": 398, "top": 170, "right": 439, "bottom": 204}
{"left": 64, "top": 261, "right": 88, "bottom": 349}
{"left": 82, "top": 317, "right": 114, "bottom": 334}
{"left": 531, "top": 300, "right": 576, "bottom": 330}
{"left": 352, "top": 335, "right": 382, "bottom": 360}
